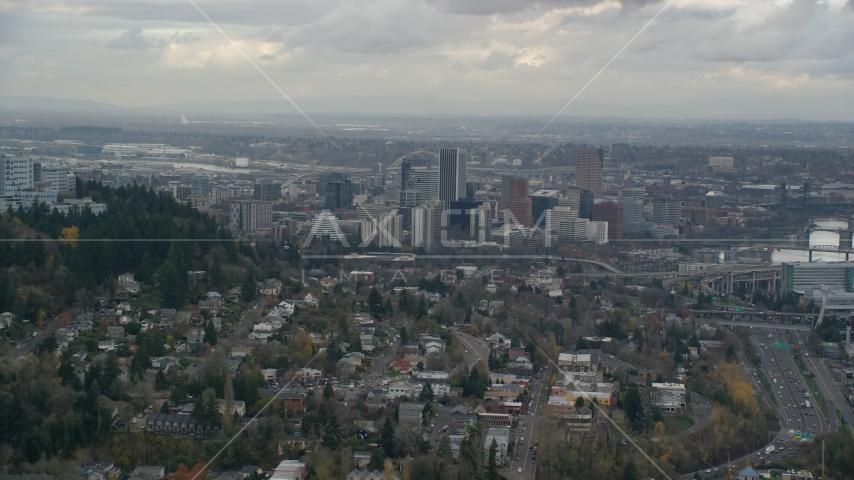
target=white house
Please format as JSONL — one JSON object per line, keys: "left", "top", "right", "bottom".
{"left": 424, "top": 341, "right": 445, "bottom": 354}
{"left": 98, "top": 340, "right": 116, "bottom": 352}
{"left": 387, "top": 381, "right": 414, "bottom": 399}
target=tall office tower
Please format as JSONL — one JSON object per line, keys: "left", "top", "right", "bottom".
{"left": 592, "top": 202, "right": 623, "bottom": 240}
{"left": 409, "top": 166, "right": 439, "bottom": 201}
{"left": 192, "top": 175, "right": 211, "bottom": 197}
{"left": 411, "top": 206, "right": 427, "bottom": 248}
{"left": 438, "top": 148, "right": 466, "bottom": 205}
{"left": 579, "top": 190, "right": 594, "bottom": 219}
{"left": 325, "top": 181, "right": 354, "bottom": 210}
{"left": 317, "top": 172, "right": 349, "bottom": 196}
{"left": 0, "top": 156, "right": 33, "bottom": 196}
{"left": 411, "top": 199, "right": 443, "bottom": 249}
{"left": 498, "top": 176, "right": 510, "bottom": 212}
{"left": 575, "top": 148, "right": 603, "bottom": 197}
{"left": 173, "top": 184, "right": 192, "bottom": 201}
{"left": 371, "top": 162, "right": 386, "bottom": 177}
{"left": 400, "top": 159, "right": 412, "bottom": 190}
{"left": 399, "top": 189, "right": 421, "bottom": 207}
{"left": 501, "top": 176, "right": 532, "bottom": 227}
{"left": 618, "top": 188, "right": 645, "bottom": 231}
{"left": 253, "top": 181, "right": 282, "bottom": 201}
{"left": 652, "top": 198, "right": 681, "bottom": 225}
{"left": 561, "top": 187, "right": 582, "bottom": 211}
{"left": 530, "top": 191, "right": 560, "bottom": 225}
{"left": 365, "top": 175, "right": 385, "bottom": 191}
{"left": 470, "top": 203, "right": 491, "bottom": 238}
{"left": 230, "top": 200, "right": 273, "bottom": 233}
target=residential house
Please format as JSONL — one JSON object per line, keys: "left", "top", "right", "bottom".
{"left": 483, "top": 428, "right": 510, "bottom": 461}
{"left": 80, "top": 461, "right": 116, "bottom": 480}
{"left": 388, "top": 360, "right": 412, "bottom": 374}
{"left": 424, "top": 341, "right": 445, "bottom": 354}
{"left": 107, "top": 325, "right": 125, "bottom": 339}
{"left": 398, "top": 409, "right": 422, "bottom": 428}
{"left": 127, "top": 466, "right": 166, "bottom": 480}
{"left": 449, "top": 406, "right": 477, "bottom": 426}
{"left": 353, "top": 451, "right": 371, "bottom": 468}
{"left": 387, "top": 381, "right": 414, "bottom": 399}
{"left": 217, "top": 400, "right": 247, "bottom": 417}
{"left": 299, "top": 293, "right": 319, "bottom": 308}
{"left": 257, "top": 279, "right": 283, "bottom": 296}
{"left": 278, "top": 436, "right": 309, "bottom": 454}
{"left": 0, "top": 312, "right": 14, "bottom": 329}
{"left": 346, "top": 470, "right": 400, "bottom": 480}
{"left": 98, "top": 340, "right": 116, "bottom": 352}
{"left": 270, "top": 460, "right": 307, "bottom": 480}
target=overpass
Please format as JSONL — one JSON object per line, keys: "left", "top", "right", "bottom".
{"left": 714, "top": 320, "right": 812, "bottom": 331}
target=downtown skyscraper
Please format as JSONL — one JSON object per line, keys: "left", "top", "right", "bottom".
{"left": 438, "top": 148, "right": 466, "bottom": 205}
{"left": 575, "top": 148, "right": 604, "bottom": 197}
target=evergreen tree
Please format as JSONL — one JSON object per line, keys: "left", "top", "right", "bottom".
{"left": 455, "top": 292, "right": 466, "bottom": 309}
{"left": 368, "top": 287, "right": 384, "bottom": 318}
{"left": 437, "top": 434, "right": 452, "bottom": 458}
{"left": 487, "top": 438, "right": 499, "bottom": 480}
{"left": 323, "top": 382, "right": 334, "bottom": 400}
{"left": 384, "top": 297, "right": 393, "bottom": 316}
{"left": 624, "top": 384, "right": 644, "bottom": 432}
{"left": 241, "top": 269, "right": 257, "bottom": 302}
{"left": 398, "top": 289, "right": 411, "bottom": 314}
{"left": 575, "top": 396, "right": 585, "bottom": 409}
{"left": 322, "top": 414, "right": 343, "bottom": 449}
{"left": 158, "top": 260, "right": 186, "bottom": 309}
{"left": 419, "top": 382, "right": 434, "bottom": 403}
{"left": 399, "top": 326, "right": 410, "bottom": 345}
{"left": 380, "top": 417, "right": 396, "bottom": 457}
{"left": 204, "top": 320, "right": 218, "bottom": 346}
{"left": 210, "top": 255, "right": 224, "bottom": 289}
{"left": 622, "top": 461, "right": 638, "bottom": 480}
{"left": 416, "top": 295, "right": 427, "bottom": 319}
{"left": 137, "top": 250, "right": 155, "bottom": 285}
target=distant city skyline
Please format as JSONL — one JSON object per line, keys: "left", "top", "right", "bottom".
{"left": 1, "top": 0, "right": 853, "bottom": 121}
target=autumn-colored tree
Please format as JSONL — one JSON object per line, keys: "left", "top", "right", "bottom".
{"left": 653, "top": 421, "right": 666, "bottom": 438}
{"left": 172, "top": 462, "right": 207, "bottom": 480}
{"left": 59, "top": 226, "right": 80, "bottom": 248}
{"left": 294, "top": 330, "right": 313, "bottom": 358}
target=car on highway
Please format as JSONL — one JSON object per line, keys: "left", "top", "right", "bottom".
{"left": 517, "top": 468, "right": 522, "bottom": 473}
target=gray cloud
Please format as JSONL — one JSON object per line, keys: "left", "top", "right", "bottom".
{"left": 105, "top": 29, "right": 152, "bottom": 50}
{"left": 481, "top": 51, "right": 516, "bottom": 70}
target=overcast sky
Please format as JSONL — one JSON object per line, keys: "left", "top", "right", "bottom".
{"left": 1, "top": 0, "right": 853, "bottom": 119}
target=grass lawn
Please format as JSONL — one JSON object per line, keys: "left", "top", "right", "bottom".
{"left": 755, "top": 369, "right": 778, "bottom": 406}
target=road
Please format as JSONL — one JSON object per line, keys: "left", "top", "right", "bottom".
{"left": 803, "top": 347, "right": 854, "bottom": 430}
{"left": 3, "top": 316, "right": 60, "bottom": 362}
{"left": 716, "top": 321, "right": 811, "bottom": 332}
{"left": 670, "top": 394, "right": 711, "bottom": 441}
{"left": 504, "top": 362, "right": 551, "bottom": 480}
{"left": 455, "top": 332, "right": 488, "bottom": 368}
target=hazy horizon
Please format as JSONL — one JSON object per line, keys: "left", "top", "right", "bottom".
{"left": 1, "top": 0, "right": 853, "bottom": 123}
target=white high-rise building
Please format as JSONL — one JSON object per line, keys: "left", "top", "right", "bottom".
{"left": 362, "top": 211, "right": 402, "bottom": 247}
{"left": 588, "top": 221, "right": 609, "bottom": 244}
{"left": 1, "top": 156, "right": 34, "bottom": 196}
{"left": 34, "top": 162, "right": 75, "bottom": 194}
{"left": 411, "top": 199, "right": 443, "bottom": 249}
{"left": 618, "top": 188, "right": 645, "bottom": 231}
{"left": 438, "top": 148, "right": 466, "bottom": 204}
{"left": 545, "top": 206, "right": 578, "bottom": 242}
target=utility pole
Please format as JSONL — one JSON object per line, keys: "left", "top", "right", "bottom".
{"left": 822, "top": 439, "right": 825, "bottom": 479}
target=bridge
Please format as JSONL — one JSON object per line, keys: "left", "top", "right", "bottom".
{"left": 714, "top": 320, "right": 812, "bottom": 332}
